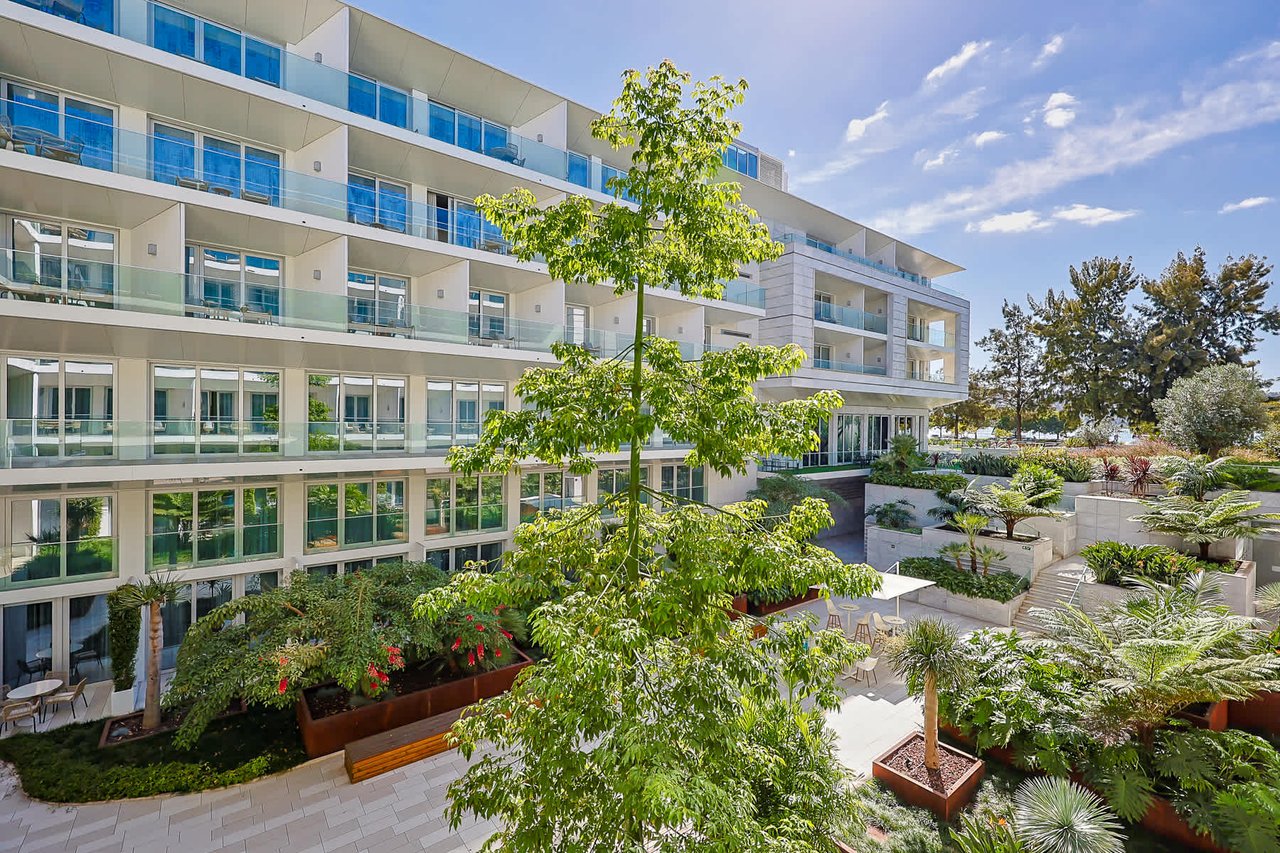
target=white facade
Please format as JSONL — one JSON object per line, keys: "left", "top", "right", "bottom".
{"left": 0, "top": 0, "right": 968, "bottom": 689}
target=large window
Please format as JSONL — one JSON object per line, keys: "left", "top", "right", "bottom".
{"left": 567, "top": 152, "right": 591, "bottom": 188}
{"left": 149, "top": 486, "right": 279, "bottom": 568}
{"left": 564, "top": 305, "right": 590, "bottom": 346}
{"left": 597, "top": 466, "right": 650, "bottom": 517}
{"left": 5, "top": 356, "right": 114, "bottom": 459}
{"left": 306, "top": 373, "right": 406, "bottom": 452}
{"left": 346, "top": 271, "right": 409, "bottom": 333}
{"left": 660, "top": 464, "right": 705, "bottom": 504}
{"left": 867, "top": 415, "right": 891, "bottom": 454}
{"left": 425, "top": 102, "right": 512, "bottom": 157}
{"left": 422, "top": 541, "right": 504, "bottom": 575}
{"left": 5, "top": 495, "right": 114, "bottom": 586}
{"left": 151, "top": 364, "right": 279, "bottom": 455}
{"left": 68, "top": 594, "right": 111, "bottom": 684}
{"left": 347, "top": 174, "right": 408, "bottom": 233}
{"left": 9, "top": 216, "right": 117, "bottom": 302}
{"left": 835, "top": 413, "right": 861, "bottom": 464}
{"left": 426, "top": 381, "right": 505, "bottom": 447}
{"left": 152, "top": 123, "right": 281, "bottom": 204}
{"left": 519, "top": 471, "right": 583, "bottom": 521}
{"left": 348, "top": 74, "right": 408, "bottom": 129}
{"left": 2, "top": 601, "right": 52, "bottom": 688}
{"left": 185, "top": 246, "right": 282, "bottom": 320}
{"left": 14, "top": 0, "right": 115, "bottom": 32}
{"left": 306, "top": 478, "right": 406, "bottom": 551}
{"left": 2, "top": 82, "right": 115, "bottom": 171}
{"left": 424, "top": 475, "right": 505, "bottom": 536}
{"left": 722, "top": 144, "right": 759, "bottom": 179}
{"left": 468, "top": 290, "right": 509, "bottom": 340}
{"left": 432, "top": 193, "right": 505, "bottom": 251}
{"left": 150, "top": 4, "right": 281, "bottom": 86}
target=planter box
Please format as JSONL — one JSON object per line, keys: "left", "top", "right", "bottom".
{"left": 1079, "top": 563, "right": 1255, "bottom": 617}
{"left": 872, "top": 732, "right": 985, "bottom": 821}
{"left": 1229, "top": 691, "right": 1280, "bottom": 736}
{"left": 865, "top": 483, "right": 948, "bottom": 523}
{"left": 110, "top": 688, "right": 136, "bottom": 718}
{"left": 296, "top": 649, "right": 534, "bottom": 758}
{"left": 902, "top": 585, "right": 1028, "bottom": 627}
{"left": 748, "top": 586, "right": 820, "bottom": 616}
{"left": 939, "top": 722, "right": 1018, "bottom": 766}
{"left": 1175, "top": 701, "right": 1229, "bottom": 732}
{"left": 921, "top": 526, "right": 1054, "bottom": 580}
{"left": 865, "top": 525, "right": 928, "bottom": 571}
{"left": 1078, "top": 579, "right": 1128, "bottom": 614}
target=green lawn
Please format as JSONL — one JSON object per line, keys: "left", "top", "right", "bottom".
{"left": 0, "top": 706, "right": 307, "bottom": 803}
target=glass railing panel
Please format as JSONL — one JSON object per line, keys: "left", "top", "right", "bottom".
{"left": 907, "top": 328, "right": 956, "bottom": 347}
{"left": 1, "top": 538, "right": 116, "bottom": 588}
{"left": 813, "top": 304, "right": 888, "bottom": 334}
{"left": 146, "top": 527, "right": 280, "bottom": 571}
{"left": 721, "top": 280, "right": 766, "bottom": 308}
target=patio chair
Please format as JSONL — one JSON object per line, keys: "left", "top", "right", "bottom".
{"left": 41, "top": 136, "right": 83, "bottom": 165}
{"left": 823, "top": 597, "right": 842, "bottom": 633}
{"left": 855, "top": 657, "right": 879, "bottom": 686}
{"left": 13, "top": 658, "right": 45, "bottom": 685}
{"left": 871, "top": 613, "right": 894, "bottom": 646}
{"left": 47, "top": 670, "right": 68, "bottom": 687}
{"left": 1, "top": 700, "right": 38, "bottom": 733}
{"left": 43, "top": 678, "right": 88, "bottom": 720}
{"left": 852, "top": 615, "right": 872, "bottom": 646}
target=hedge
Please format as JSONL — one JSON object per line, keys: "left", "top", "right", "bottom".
{"left": 899, "top": 557, "right": 1030, "bottom": 603}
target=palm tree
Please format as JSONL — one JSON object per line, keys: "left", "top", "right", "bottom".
{"left": 867, "top": 500, "right": 915, "bottom": 531}
{"left": 937, "top": 542, "right": 969, "bottom": 573}
{"left": 887, "top": 618, "right": 967, "bottom": 771}
{"left": 1258, "top": 582, "right": 1280, "bottom": 615}
{"left": 1158, "top": 454, "right": 1233, "bottom": 501}
{"left": 975, "top": 544, "right": 1007, "bottom": 577}
{"left": 1014, "top": 777, "right": 1125, "bottom": 853}
{"left": 952, "top": 511, "right": 989, "bottom": 572}
{"left": 112, "top": 574, "right": 185, "bottom": 730}
{"left": 1034, "top": 576, "right": 1280, "bottom": 746}
{"left": 928, "top": 480, "right": 982, "bottom": 525}
{"left": 1129, "top": 490, "right": 1280, "bottom": 560}
{"left": 975, "top": 485, "right": 1064, "bottom": 540}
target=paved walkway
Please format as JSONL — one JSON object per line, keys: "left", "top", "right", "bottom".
{"left": 0, "top": 597, "right": 990, "bottom": 853}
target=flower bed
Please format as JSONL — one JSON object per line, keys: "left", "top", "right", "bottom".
{"left": 746, "top": 585, "right": 820, "bottom": 616}
{"left": 296, "top": 648, "right": 533, "bottom": 757}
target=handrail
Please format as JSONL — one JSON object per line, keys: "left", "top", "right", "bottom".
{"left": 886, "top": 561, "right": 900, "bottom": 575}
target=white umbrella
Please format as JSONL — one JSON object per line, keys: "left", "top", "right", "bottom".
{"left": 870, "top": 571, "right": 936, "bottom": 619}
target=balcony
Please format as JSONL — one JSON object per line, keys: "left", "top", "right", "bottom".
{"left": 779, "top": 233, "right": 964, "bottom": 297}
{"left": 811, "top": 359, "right": 888, "bottom": 377}
{"left": 8, "top": 0, "right": 634, "bottom": 196}
{"left": 909, "top": 370, "right": 949, "bottom": 384}
{"left": 758, "top": 449, "right": 883, "bottom": 474}
{"left": 907, "top": 327, "right": 956, "bottom": 348}
{"left": 813, "top": 303, "right": 888, "bottom": 334}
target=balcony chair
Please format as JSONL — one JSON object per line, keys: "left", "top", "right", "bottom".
{"left": 40, "top": 136, "right": 83, "bottom": 165}
{"left": 823, "top": 597, "right": 842, "bottom": 633}
{"left": 69, "top": 647, "right": 100, "bottom": 681}
{"left": 240, "top": 305, "right": 276, "bottom": 324}
{"left": 43, "top": 679, "right": 89, "bottom": 721}
{"left": 175, "top": 176, "right": 210, "bottom": 192}
{"left": 13, "top": 658, "right": 46, "bottom": 686}
{"left": 50, "top": 0, "right": 87, "bottom": 23}
{"left": 485, "top": 143, "right": 525, "bottom": 167}
{"left": 1, "top": 700, "right": 38, "bottom": 734}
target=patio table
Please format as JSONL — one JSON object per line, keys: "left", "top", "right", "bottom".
{"left": 7, "top": 678, "right": 63, "bottom": 721}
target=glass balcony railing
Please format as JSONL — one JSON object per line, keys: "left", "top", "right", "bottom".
{"left": 811, "top": 359, "right": 888, "bottom": 376}
{"left": 147, "top": 523, "right": 280, "bottom": 571}
{"left": 777, "top": 232, "right": 964, "bottom": 297}
{"left": 910, "top": 370, "right": 949, "bottom": 384}
{"left": 906, "top": 327, "right": 956, "bottom": 348}
{"left": 12, "top": 0, "right": 633, "bottom": 196}
{"left": 758, "top": 449, "right": 884, "bottom": 473}
{"left": 813, "top": 303, "right": 888, "bottom": 333}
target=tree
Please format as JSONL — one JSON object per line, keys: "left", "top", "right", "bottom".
{"left": 1154, "top": 364, "right": 1268, "bottom": 457}
{"left": 1030, "top": 257, "right": 1141, "bottom": 422}
{"left": 977, "top": 300, "right": 1043, "bottom": 440}
{"left": 111, "top": 575, "right": 184, "bottom": 730}
{"left": 414, "top": 61, "right": 879, "bottom": 850}
{"left": 932, "top": 368, "right": 995, "bottom": 439}
{"left": 974, "top": 484, "right": 1064, "bottom": 540}
{"left": 746, "top": 472, "right": 843, "bottom": 529}
{"left": 1129, "top": 490, "right": 1280, "bottom": 560}
{"left": 952, "top": 511, "right": 990, "bottom": 573}
{"left": 887, "top": 618, "right": 967, "bottom": 771}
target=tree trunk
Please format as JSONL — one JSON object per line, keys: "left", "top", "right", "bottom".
{"left": 923, "top": 673, "right": 939, "bottom": 770}
{"left": 1006, "top": 519, "right": 1017, "bottom": 539}
{"left": 143, "top": 600, "right": 162, "bottom": 730}
{"left": 624, "top": 280, "right": 647, "bottom": 584}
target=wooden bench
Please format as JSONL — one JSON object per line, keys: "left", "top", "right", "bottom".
{"left": 342, "top": 706, "right": 466, "bottom": 783}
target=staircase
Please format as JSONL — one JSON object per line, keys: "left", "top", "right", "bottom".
{"left": 1011, "top": 557, "right": 1089, "bottom": 633}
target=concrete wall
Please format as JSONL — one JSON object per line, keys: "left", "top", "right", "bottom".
{"left": 865, "top": 525, "right": 929, "bottom": 571}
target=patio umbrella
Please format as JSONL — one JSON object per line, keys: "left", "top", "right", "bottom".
{"left": 870, "top": 571, "right": 936, "bottom": 619}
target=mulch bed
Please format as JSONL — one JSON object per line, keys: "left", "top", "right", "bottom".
{"left": 305, "top": 663, "right": 466, "bottom": 721}
{"left": 101, "top": 699, "right": 246, "bottom": 747}
{"left": 879, "top": 735, "right": 976, "bottom": 794}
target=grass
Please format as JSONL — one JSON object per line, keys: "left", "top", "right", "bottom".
{"left": 0, "top": 706, "right": 307, "bottom": 803}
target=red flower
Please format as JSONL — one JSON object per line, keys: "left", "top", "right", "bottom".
{"left": 451, "top": 637, "right": 462, "bottom": 651}
{"left": 468, "top": 651, "right": 476, "bottom": 667}
{"left": 478, "top": 642, "right": 485, "bottom": 660}
{"left": 465, "top": 614, "right": 474, "bottom": 621}
{"left": 277, "top": 678, "right": 288, "bottom": 694}
{"left": 475, "top": 623, "right": 485, "bottom": 632}
{"left": 495, "top": 648, "right": 502, "bottom": 659}
{"left": 500, "top": 629, "right": 513, "bottom": 640}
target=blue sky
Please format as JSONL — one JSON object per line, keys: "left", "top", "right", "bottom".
{"left": 358, "top": 0, "right": 1280, "bottom": 375}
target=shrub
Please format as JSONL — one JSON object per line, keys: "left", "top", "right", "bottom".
{"left": 1130, "top": 490, "right": 1280, "bottom": 559}
{"left": 866, "top": 500, "right": 916, "bottom": 531}
{"left": 1159, "top": 454, "right": 1233, "bottom": 500}
{"left": 899, "top": 557, "right": 1030, "bottom": 603}
{"left": 1155, "top": 364, "right": 1269, "bottom": 457}
{"left": 957, "top": 452, "right": 1018, "bottom": 477}
{"left": 868, "top": 470, "right": 967, "bottom": 492}
{"left": 1015, "top": 447, "right": 1094, "bottom": 483}
{"left": 1010, "top": 463, "right": 1064, "bottom": 508}
{"left": 106, "top": 585, "right": 142, "bottom": 692}
{"left": 1079, "top": 541, "right": 1220, "bottom": 586}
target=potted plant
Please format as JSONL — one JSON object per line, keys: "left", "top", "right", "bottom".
{"left": 873, "top": 617, "right": 984, "bottom": 820}
{"left": 1129, "top": 490, "right": 1280, "bottom": 560}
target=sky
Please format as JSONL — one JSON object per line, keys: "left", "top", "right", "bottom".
{"left": 356, "top": 0, "right": 1280, "bottom": 376}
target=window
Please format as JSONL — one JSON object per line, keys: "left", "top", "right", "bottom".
{"left": 306, "top": 478, "right": 406, "bottom": 550}
{"left": 660, "top": 465, "right": 705, "bottom": 504}
{"left": 424, "top": 474, "right": 505, "bottom": 536}
{"left": 348, "top": 74, "right": 408, "bottom": 129}
{"left": 347, "top": 271, "right": 408, "bottom": 332}
{"left": 433, "top": 193, "right": 505, "bottom": 251}
{"left": 15, "top": 0, "right": 115, "bottom": 31}
{"left": 6, "top": 495, "right": 114, "bottom": 585}
{"left": 151, "top": 364, "right": 279, "bottom": 455}
{"left": 804, "top": 416, "right": 829, "bottom": 467}
{"left": 835, "top": 413, "right": 861, "bottom": 464}
{"left": 149, "top": 486, "right": 279, "bottom": 568}
{"left": 600, "top": 164, "right": 629, "bottom": 199}
{"left": 306, "top": 373, "right": 406, "bottom": 452}
{"left": 468, "top": 290, "right": 509, "bottom": 339}
{"left": 422, "top": 541, "right": 505, "bottom": 575}
{"left": 641, "top": 316, "right": 658, "bottom": 337}
{"left": 722, "top": 144, "right": 759, "bottom": 179}
{"left": 564, "top": 305, "right": 589, "bottom": 346}
{"left": 2, "top": 602, "right": 52, "bottom": 688}
{"left": 348, "top": 174, "right": 408, "bottom": 233}
{"left": 867, "top": 415, "right": 891, "bottom": 454}
{"left": 149, "top": 4, "right": 281, "bottom": 85}
{"left": 185, "top": 244, "right": 284, "bottom": 316}
{"left": 814, "top": 292, "right": 835, "bottom": 322}
{"left": 152, "top": 123, "right": 281, "bottom": 204}
{"left": 896, "top": 416, "right": 918, "bottom": 446}
{"left": 568, "top": 152, "right": 591, "bottom": 188}
{"left": 9, "top": 216, "right": 117, "bottom": 301}
{"left": 245, "top": 571, "right": 279, "bottom": 596}
{"left": 426, "top": 381, "right": 505, "bottom": 447}
{"left": 425, "top": 101, "right": 510, "bottom": 157}
{"left": 2, "top": 83, "right": 115, "bottom": 171}
{"left": 520, "top": 471, "right": 583, "bottom": 521}
{"left": 5, "top": 356, "right": 115, "bottom": 459}
{"left": 597, "top": 466, "right": 649, "bottom": 516}
{"left": 67, "top": 594, "right": 111, "bottom": 683}
{"left": 814, "top": 345, "right": 832, "bottom": 369}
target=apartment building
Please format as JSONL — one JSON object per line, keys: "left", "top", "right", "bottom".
{"left": 0, "top": 0, "right": 968, "bottom": 691}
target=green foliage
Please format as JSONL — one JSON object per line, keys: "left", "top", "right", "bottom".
{"left": 1155, "top": 364, "right": 1269, "bottom": 457}
{"left": 1015, "top": 447, "right": 1094, "bottom": 483}
{"left": 1122, "top": 456, "right": 1161, "bottom": 497}
{"left": 106, "top": 585, "right": 141, "bottom": 691}
{"left": 746, "top": 472, "right": 843, "bottom": 529}
{"left": 951, "top": 812, "right": 1025, "bottom": 853}
{"left": 0, "top": 707, "right": 305, "bottom": 802}
{"left": 972, "top": 484, "right": 1064, "bottom": 540}
{"left": 872, "top": 433, "right": 929, "bottom": 478}
{"left": 977, "top": 300, "right": 1044, "bottom": 441}
{"left": 869, "top": 469, "right": 968, "bottom": 492}
{"left": 1010, "top": 463, "right": 1064, "bottom": 508}
{"left": 956, "top": 452, "right": 1019, "bottom": 477}
{"left": 1157, "top": 454, "right": 1233, "bottom": 499}
{"left": 887, "top": 617, "right": 967, "bottom": 771}
{"left": 900, "top": 558, "right": 1029, "bottom": 603}
{"left": 1013, "top": 777, "right": 1124, "bottom": 853}
{"left": 165, "top": 561, "right": 452, "bottom": 747}
{"left": 1079, "top": 541, "right": 1222, "bottom": 587}
{"left": 1069, "top": 418, "right": 1120, "bottom": 449}
{"left": 867, "top": 499, "right": 916, "bottom": 531}
{"left": 436, "top": 606, "right": 527, "bottom": 672}
{"left": 1130, "top": 490, "right": 1280, "bottom": 559}
{"left": 842, "top": 781, "right": 950, "bottom": 852}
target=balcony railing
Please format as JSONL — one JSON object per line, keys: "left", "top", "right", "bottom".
{"left": 147, "top": 523, "right": 280, "bottom": 571}
{"left": 10, "top": 0, "right": 634, "bottom": 196}
{"left": 777, "top": 232, "right": 964, "bottom": 297}
{"left": 758, "top": 449, "right": 884, "bottom": 473}
{"left": 907, "top": 327, "right": 956, "bottom": 348}
{"left": 811, "top": 359, "right": 888, "bottom": 376}
{"left": 910, "top": 370, "right": 949, "bottom": 383}
{"left": 813, "top": 303, "right": 888, "bottom": 334}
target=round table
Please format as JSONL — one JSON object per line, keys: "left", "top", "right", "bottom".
{"left": 882, "top": 615, "right": 907, "bottom": 635}
{"left": 7, "top": 678, "right": 63, "bottom": 721}
{"left": 837, "top": 602, "right": 860, "bottom": 613}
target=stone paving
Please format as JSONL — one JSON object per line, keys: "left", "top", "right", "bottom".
{"left": 0, "top": 596, "right": 989, "bottom": 852}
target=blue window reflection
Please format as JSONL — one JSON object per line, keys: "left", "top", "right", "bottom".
{"left": 428, "top": 103, "right": 456, "bottom": 144}
{"left": 347, "top": 175, "right": 377, "bottom": 226}
{"left": 567, "top": 153, "right": 590, "bottom": 188}
{"left": 64, "top": 98, "right": 114, "bottom": 171}
{"left": 380, "top": 87, "right": 409, "bottom": 129}
{"left": 244, "top": 147, "right": 281, "bottom": 205}
{"left": 481, "top": 122, "right": 509, "bottom": 155}
{"left": 203, "top": 137, "right": 241, "bottom": 195}
{"left": 454, "top": 203, "right": 481, "bottom": 248}
{"left": 349, "top": 76, "right": 377, "bottom": 120}
{"left": 378, "top": 183, "right": 408, "bottom": 232}
{"left": 245, "top": 38, "right": 281, "bottom": 87}
{"left": 5, "top": 85, "right": 60, "bottom": 138}
{"left": 151, "top": 124, "right": 197, "bottom": 186}
{"left": 16, "top": 0, "right": 113, "bottom": 32}
{"left": 457, "top": 113, "right": 482, "bottom": 152}
{"left": 152, "top": 6, "right": 196, "bottom": 59}
{"left": 203, "top": 22, "right": 242, "bottom": 75}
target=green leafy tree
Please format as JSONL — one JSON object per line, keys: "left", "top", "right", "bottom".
{"left": 413, "top": 61, "right": 879, "bottom": 851}
{"left": 974, "top": 485, "right": 1064, "bottom": 540}
{"left": 111, "top": 574, "right": 185, "bottom": 730}
{"left": 746, "top": 472, "right": 843, "bottom": 529}
{"left": 952, "top": 511, "right": 990, "bottom": 572}
{"left": 932, "top": 368, "right": 996, "bottom": 439}
{"left": 1030, "top": 257, "right": 1141, "bottom": 422}
{"left": 1154, "top": 364, "right": 1269, "bottom": 457}
{"left": 1129, "top": 490, "right": 1280, "bottom": 560}
{"left": 977, "top": 300, "right": 1044, "bottom": 440}
{"left": 887, "top": 618, "right": 967, "bottom": 771}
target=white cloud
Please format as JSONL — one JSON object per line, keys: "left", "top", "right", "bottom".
{"left": 1052, "top": 204, "right": 1138, "bottom": 226}
{"left": 844, "top": 100, "right": 890, "bottom": 142}
{"left": 923, "top": 147, "right": 959, "bottom": 170}
{"left": 786, "top": 149, "right": 796, "bottom": 158}
{"left": 924, "top": 40, "right": 992, "bottom": 86}
{"left": 1220, "top": 195, "right": 1273, "bottom": 213}
{"left": 966, "top": 211, "right": 1050, "bottom": 233}
{"left": 1034, "top": 35, "right": 1064, "bottom": 67}
{"left": 972, "top": 130, "right": 1007, "bottom": 148}
{"left": 867, "top": 45, "right": 1280, "bottom": 236}
{"left": 1042, "top": 92, "right": 1078, "bottom": 127}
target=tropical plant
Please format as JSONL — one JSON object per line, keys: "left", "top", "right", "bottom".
{"left": 110, "top": 574, "right": 186, "bottom": 730}
{"left": 1012, "top": 777, "right": 1124, "bottom": 853}
{"left": 900, "top": 558, "right": 1029, "bottom": 603}
{"left": 950, "top": 812, "right": 1023, "bottom": 853}
{"left": 1069, "top": 418, "right": 1119, "bottom": 449}
{"left": 867, "top": 500, "right": 915, "bottom": 531}
{"left": 1155, "top": 364, "right": 1269, "bottom": 457}
{"left": 410, "top": 61, "right": 881, "bottom": 849}
{"left": 1093, "top": 457, "right": 1122, "bottom": 496}
{"left": 1157, "top": 453, "right": 1233, "bottom": 500}
{"left": 937, "top": 542, "right": 970, "bottom": 573}
{"left": 951, "top": 511, "right": 991, "bottom": 572}
{"left": 886, "top": 618, "right": 968, "bottom": 771}
{"left": 871, "top": 432, "right": 929, "bottom": 480}
{"left": 1258, "top": 581, "right": 1280, "bottom": 615}
{"left": 106, "top": 584, "right": 142, "bottom": 692}
{"left": 1017, "top": 447, "right": 1094, "bottom": 483}
{"left": 747, "top": 472, "right": 843, "bottom": 528}
{"left": 928, "top": 478, "right": 981, "bottom": 524}
{"left": 1010, "top": 463, "right": 1064, "bottom": 508}
{"left": 1220, "top": 463, "right": 1276, "bottom": 491}
{"left": 1078, "top": 541, "right": 1220, "bottom": 586}
{"left": 1122, "top": 456, "right": 1160, "bottom": 497}
{"left": 975, "top": 545, "right": 1008, "bottom": 577}
{"left": 1129, "top": 490, "right": 1280, "bottom": 559}
{"left": 957, "top": 452, "right": 1018, "bottom": 477}
{"left": 973, "top": 485, "right": 1064, "bottom": 540}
